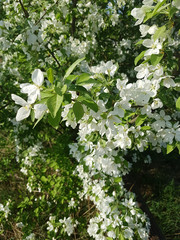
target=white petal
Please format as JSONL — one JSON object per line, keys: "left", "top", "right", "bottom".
{"left": 34, "top": 104, "right": 47, "bottom": 119}
{"left": 140, "top": 24, "right": 149, "bottom": 37}
{"left": 143, "top": 39, "right": 153, "bottom": 48}
{"left": 11, "top": 94, "right": 27, "bottom": 106}
{"left": 27, "top": 91, "right": 38, "bottom": 104}
{"left": 32, "top": 69, "right": 44, "bottom": 86}
{"left": 16, "top": 107, "right": 30, "bottom": 121}
{"left": 20, "top": 83, "right": 37, "bottom": 95}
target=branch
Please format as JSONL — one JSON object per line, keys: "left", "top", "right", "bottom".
{"left": 71, "top": 0, "right": 78, "bottom": 36}
{"left": 35, "top": 0, "right": 59, "bottom": 25}
{"left": 45, "top": 45, "right": 61, "bottom": 68}
{"left": 18, "top": 0, "right": 29, "bottom": 18}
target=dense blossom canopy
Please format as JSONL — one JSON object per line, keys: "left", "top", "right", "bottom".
{"left": 0, "top": 0, "right": 179, "bottom": 239}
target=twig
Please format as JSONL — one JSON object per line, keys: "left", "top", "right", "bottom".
{"left": 18, "top": 0, "right": 29, "bottom": 18}
{"left": 45, "top": 45, "right": 61, "bottom": 68}
{"left": 35, "top": 0, "right": 59, "bottom": 25}
{"left": 82, "top": 203, "right": 95, "bottom": 216}
{"left": 166, "top": 232, "right": 180, "bottom": 237}
{"left": 72, "top": 0, "right": 78, "bottom": 36}
{"left": 0, "top": 103, "right": 9, "bottom": 111}
{"left": 129, "top": 183, "right": 135, "bottom": 192}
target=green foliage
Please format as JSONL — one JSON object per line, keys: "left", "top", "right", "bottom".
{"left": 73, "top": 101, "right": 84, "bottom": 121}
{"left": 149, "top": 180, "right": 180, "bottom": 237}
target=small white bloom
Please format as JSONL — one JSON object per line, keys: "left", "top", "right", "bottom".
{"left": 20, "top": 69, "right": 44, "bottom": 104}
{"left": 143, "top": 39, "right": 162, "bottom": 56}
{"left": 151, "top": 98, "right": 163, "bottom": 109}
{"left": 11, "top": 94, "right": 31, "bottom": 121}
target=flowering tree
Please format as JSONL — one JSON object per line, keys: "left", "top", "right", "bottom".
{"left": 0, "top": 0, "right": 180, "bottom": 239}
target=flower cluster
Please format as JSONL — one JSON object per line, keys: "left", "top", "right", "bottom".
{"left": 1, "top": 0, "right": 179, "bottom": 239}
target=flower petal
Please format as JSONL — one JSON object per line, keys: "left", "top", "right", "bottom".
{"left": 32, "top": 69, "right": 44, "bottom": 86}
{"left": 27, "top": 90, "right": 39, "bottom": 104}
{"left": 16, "top": 107, "right": 31, "bottom": 121}
{"left": 20, "top": 83, "right": 37, "bottom": 95}
{"left": 34, "top": 104, "right": 47, "bottom": 119}
{"left": 11, "top": 94, "right": 27, "bottom": 106}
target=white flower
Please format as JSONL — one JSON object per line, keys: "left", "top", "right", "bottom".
{"left": 151, "top": 98, "right": 163, "bottom": 109}
{"left": 134, "top": 63, "right": 149, "bottom": 79}
{"left": 124, "top": 228, "right": 133, "bottom": 239}
{"left": 20, "top": 69, "right": 44, "bottom": 104}
{"left": 140, "top": 24, "right": 150, "bottom": 37}
{"left": 131, "top": 8, "right": 145, "bottom": 25}
{"left": 107, "top": 231, "right": 116, "bottom": 238}
{"left": 87, "top": 222, "right": 99, "bottom": 236}
{"left": 140, "top": 24, "right": 157, "bottom": 37}
{"left": 131, "top": 1, "right": 153, "bottom": 25}
{"left": 11, "top": 94, "right": 31, "bottom": 121}
{"left": 143, "top": 39, "right": 162, "bottom": 56}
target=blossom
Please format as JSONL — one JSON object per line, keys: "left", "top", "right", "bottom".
{"left": 151, "top": 98, "right": 163, "bottom": 109}
{"left": 20, "top": 69, "right": 44, "bottom": 104}
{"left": 134, "top": 63, "right": 150, "bottom": 79}
{"left": 131, "top": 0, "right": 153, "bottom": 25}
{"left": 140, "top": 24, "right": 157, "bottom": 37}
{"left": 143, "top": 39, "right": 162, "bottom": 56}
{"left": 11, "top": 94, "right": 31, "bottom": 121}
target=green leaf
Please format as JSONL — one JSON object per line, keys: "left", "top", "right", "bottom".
{"left": 150, "top": 53, "right": 164, "bottom": 66}
{"left": 76, "top": 73, "right": 91, "bottom": 85}
{"left": 64, "top": 93, "right": 72, "bottom": 103}
{"left": 31, "top": 109, "right": 35, "bottom": 122}
{"left": 134, "top": 51, "right": 146, "bottom": 66}
{"left": 41, "top": 176, "right": 48, "bottom": 183}
{"left": 41, "top": 90, "right": 54, "bottom": 99}
{"left": 141, "top": 126, "right": 151, "bottom": 130}
{"left": 153, "top": 25, "right": 166, "bottom": 41}
{"left": 69, "top": 85, "right": 90, "bottom": 95}
{"left": 77, "top": 95, "right": 98, "bottom": 112}
{"left": 64, "top": 75, "right": 78, "bottom": 85}
{"left": 48, "top": 108, "right": 61, "bottom": 129}
{"left": 47, "top": 94, "right": 63, "bottom": 118}
{"left": 61, "top": 84, "right": 67, "bottom": 94}
{"left": 176, "top": 143, "right": 180, "bottom": 154}
{"left": 73, "top": 102, "right": 84, "bottom": 122}
{"left": 47, "top": 68, "right": 54, "bottom": 84}
{"left": 135, "top": 39, "right": 144, "bottom": 46}
{"left": 176, "top": 97, "right": 180, "bottom": 111}
{"left": 119, "top": 233, "right": 125, "bottom": 240}
{"left": 167, "top": 144, "right": 175, "bottom": 154}
{"left": 151, "top": 0, "right": 166, "bottom": 16}
{"left": 33, "top": 112, "right": 45, "bottom": 128}
{"left": 143, "top": 12, "right": 153, "bottom": 23}
{"left": 114, "top": 177, "right": 122, "bottom": 183}
{"left": 135, "top": 115, "right": 147, "bottom": 126}
{"left": 63, "top": 57, "right": 85, "bottom": 80}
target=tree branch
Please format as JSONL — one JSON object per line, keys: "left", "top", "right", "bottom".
{"left": 35, "top": 0, "right": 59, "bottom": 25}
{"left": 71, "top": 0, "right": 78, "bottom": 36}
{"left": 18, "top": 0, "right": 29, "bottom": 18}
{"left": 45, "top": 44, "right": 61, "bottom": 68}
